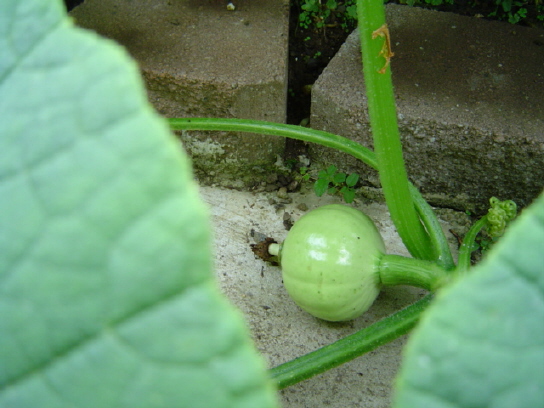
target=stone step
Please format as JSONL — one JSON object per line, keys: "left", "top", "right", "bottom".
{"left": 71, "top": 0, "right": 289, "bottom": 188}
{"left": 311, "top": 4, "right": 544, "bottom": 212}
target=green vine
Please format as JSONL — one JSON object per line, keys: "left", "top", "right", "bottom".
{"left": 270, "top": 295, "right": 433, "bottom": 389}
{"left": 357, "top": 0, "right": 435, "bottom": 262}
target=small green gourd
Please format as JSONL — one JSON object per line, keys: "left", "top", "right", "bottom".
{"left": 278, "top": 204, "right": 385, "bottom": 321}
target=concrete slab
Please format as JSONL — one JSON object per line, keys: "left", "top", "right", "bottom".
{"left": 71, "top": 0, "right": 289, "bottom": 186}
{"left": 311, "top": 4, "right": 544, "bottom": 212}
{"left": 199, "top": 185, "right": 467, "bottom": 408}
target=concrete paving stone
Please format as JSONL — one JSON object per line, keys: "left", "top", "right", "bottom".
{"left": 199, "top": 186, "right": 466, "bottom": 408}
{"left": 71, "top": 0, "right": 289, "bottom": 187}
{"left": 311, "top": 4, "right": 544, "bottom": 212}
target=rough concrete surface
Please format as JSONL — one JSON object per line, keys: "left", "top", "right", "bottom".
{"left": 311, "top": 4, "right": 544, "bottom": 212}
{"left": 71, "top": 0, "right": 289, "bottom": 186}
{"left": 199, "top": 186, "right": 466, "bottom": 408}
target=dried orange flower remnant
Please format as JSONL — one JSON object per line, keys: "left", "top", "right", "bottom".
{"left": 372, "top": 24, "right": 394, "bottom": 74}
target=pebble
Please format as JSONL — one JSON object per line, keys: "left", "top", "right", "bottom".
{"left": 297, "top": 203, "right": 308, "bottom": 211}
{"left": 287, "top": 180, "right": 299, "bottom": 192}
{"left": 266, "top": 173, "right": 278, "bottom": 184}
{"left": 277, "top": 187, "right": 289, "bottom": 200}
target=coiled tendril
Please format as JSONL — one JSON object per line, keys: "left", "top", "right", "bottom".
{"left": 487, "top": 197, "right": 517, "bottom": 238}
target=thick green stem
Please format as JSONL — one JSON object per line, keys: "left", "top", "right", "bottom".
{"left": 269, "top": 294, "right": 433, "bottom": 389}
{"left": 357, "top": 0, "right": 433, "bottom": 262}
{"left": 169, "top": 118, "right": 378, "bottom": 169}
{"left": 457, "top": 215, "right": 488, "bottom": 273}
{"left": 409, "top": 184, "right": 455, "bottom": 271}
{"left": 379, "top": 254, "right": 450, "bottom": 291}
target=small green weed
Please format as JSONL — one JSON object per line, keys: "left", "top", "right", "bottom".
{"left": 400, "top": 0, "right": 453, "bottom": 6}
{"left": 297, "top": 0, "right": 357, "bottom": 32}
{"left": 399, "top": 0, "right": 543, "bottom": 26}
{"left": 288, "top": 87, "right": 296, "bottom": 98}
{"left": 314, "top": 165, "right": 359, "bottom": 203}
{"left": 299, "top": 166, "right": 312, "bottom": 182}
{"left": 489, "top": 0, "right": 528, "bottom": 24}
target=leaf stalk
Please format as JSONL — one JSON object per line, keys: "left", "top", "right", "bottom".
{"left": 357, "top": 0, "right": 434, "bottom": 262}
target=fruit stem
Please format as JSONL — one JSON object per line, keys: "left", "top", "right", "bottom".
{"left": 268, "top": 243, "right": 281, "bottom": 256}
{"left": 378, "top": 254, "right": 450, "bottom": 291}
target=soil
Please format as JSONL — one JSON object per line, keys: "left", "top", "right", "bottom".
{"left": 286, "top": 4, "right": 354, "bottom": 126}
{"left": 65, "top": 0, "right": 84, "bottom": 10}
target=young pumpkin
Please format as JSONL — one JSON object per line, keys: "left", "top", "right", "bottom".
{"left": 274, "top": 204, "right": 386, "bottom": 321}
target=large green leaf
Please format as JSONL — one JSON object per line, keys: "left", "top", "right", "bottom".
{"left": 393, "top": 193, "right": 544, "bottom": 407}
{"left": 0, "top": 0, "right": 277, "bottom": 406}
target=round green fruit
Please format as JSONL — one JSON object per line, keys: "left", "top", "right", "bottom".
{"left": 279, "top": 204, "right": 385, "bottom": 321}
